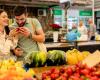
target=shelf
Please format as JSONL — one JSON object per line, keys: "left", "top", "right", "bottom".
{"left": 0, "top": 0, "right": 59, "bottom": 7}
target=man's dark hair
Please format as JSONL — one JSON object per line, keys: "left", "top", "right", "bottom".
{"left": 0, "top": 9, "right": 5, "bottom": 14}
{"left": 13, "top": 6, "right": 27, "bottom": 16}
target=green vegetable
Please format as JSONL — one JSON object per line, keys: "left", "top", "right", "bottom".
{"left": 25, "top": 51, "right": 47, "bottom": 67}
{"left": 47, "top": 50, "right": 66, "bottom": 66}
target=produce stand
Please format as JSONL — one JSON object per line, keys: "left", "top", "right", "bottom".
{"left": 33, "top": 51, "right": 100, "bottom": 80}
{"left": 32, "top": 50, "right": 100, "bottom": 80}
{"left": 0, "top": 42, "right": 100, "bottom": 80}
{"left": 33, "top": 65, "right": 67, "bottom": 79}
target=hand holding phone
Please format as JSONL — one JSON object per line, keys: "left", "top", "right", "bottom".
{"left": 16, "top": 27, "right": 30, "bottom": 37}
{"left": 9, "top": 29, "right": 19, "bottom": 37}
{"left": 16, "top": 27, "right": 20, "bottom": 32}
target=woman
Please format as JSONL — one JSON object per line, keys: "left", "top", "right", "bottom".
{"left": 78, "top": 20, "right": 87, "bottom": 35}
{"left": 0, "top": 9, "right": 18, "bottom": 60}
{"left": 78, "top": 20, "right": 88, "bottom": 40}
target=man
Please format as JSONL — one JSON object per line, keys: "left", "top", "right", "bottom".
{"left": 88, "top": 18, "right": 96, "bottom": 40}
{"left": 10, "top": 6, "right": 45, "bottom": 61}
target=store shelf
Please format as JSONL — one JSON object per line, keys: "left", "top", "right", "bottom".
{"left": 45, "top": 41, "right": 100, "bottom": 48}
{"left": 45, "top": 40, "right": 100, "bottom": 52}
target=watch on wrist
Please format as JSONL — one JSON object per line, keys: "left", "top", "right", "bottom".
{"left": 29, "top": 32, "right": 32, "bottom": 39}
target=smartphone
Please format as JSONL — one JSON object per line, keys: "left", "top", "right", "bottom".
{"left": 16, "top": 27, "right": 20, "bottom": 32}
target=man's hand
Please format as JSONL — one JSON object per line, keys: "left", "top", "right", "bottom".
{"left": 17, "top": 27, "right": 30, "bottom": 37}
{"left": 9, "top": 29, "right": 19, "bottom": 37}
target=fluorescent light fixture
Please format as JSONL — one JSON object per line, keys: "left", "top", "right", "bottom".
{"left": 60, "top": 0, "right": 70, "bottom": 3}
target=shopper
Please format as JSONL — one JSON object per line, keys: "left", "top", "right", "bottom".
{"left": 88, "top": 18, "right": 96, "bottom": 40}
{"left": 65, "top": 23, "right": 80, "bottom": 42}
{"left": 78, "top": 20, "right": 87, "bottom": 35}
{"left": 0, "top": 9, "right": 18, "bottom": 60}
{"left": 65, "top": 29, "right": 77, "bottom": 42}
{"left": 10, "top": 6, "right": 45, "bottom": 61}
{"left": 78, "top": 20, "right": 88, "bottom": 40}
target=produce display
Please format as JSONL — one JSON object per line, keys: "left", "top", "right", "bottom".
{"left": 0, "top": 49, "right": 99, "bottom": 80}
{"left": 24, "top": 49, "right": 91, "bottom": 68}
{"left": 66, "top": 49, "right": 90, "bottom": 65}
{"left": 42, "top": 63, "right": 100, "bottom": 80}
{"left": 0, "top": 58, "right": 36, "bottom": 80}
{"left": 47, "top": 50, "right": 66, "bottom": 66}
{"left": 25, "top": 51, "right": 47, "bottom": 67}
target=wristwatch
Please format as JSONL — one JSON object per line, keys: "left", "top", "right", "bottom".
{"left": 29, "top": 32, "right": 32, "bottom": 39}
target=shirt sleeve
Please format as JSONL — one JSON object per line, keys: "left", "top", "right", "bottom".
{"left": 32, "top": 18, "right": 42, "bottom": 31}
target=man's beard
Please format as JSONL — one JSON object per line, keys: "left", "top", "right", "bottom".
{"left": 17, "top": 21, "right": 26, "bottom": 27}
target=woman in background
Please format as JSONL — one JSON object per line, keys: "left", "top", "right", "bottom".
{"left": 0, "top": 9, "right": 18, "bottom": 60}
{"left": 78, "top": 20, "right": 87, "bottom": 35}
{"left": 78, "top": 20, "right": 88, "bottom": 40}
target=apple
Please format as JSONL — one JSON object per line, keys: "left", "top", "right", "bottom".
{"left": 50, "top": 73, "right": 56, "bottom": 79}
{"left": 80, "top": 69, "right": 90, "bottom": 75}
{"left": 42, "top": 73, "right": 47, "bottom": 79}
{"left": 66, "top": 67, "right": 73, "bottom": 76}
{"left": 50, "top": 68, "right": 56, "bottom": 73}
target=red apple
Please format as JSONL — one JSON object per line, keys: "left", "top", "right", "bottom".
{"left": 90, "top": 76, "right": 99, "bottom": 80}
{"left": 66, "top": 67, "right": 73, "bottom": 76}
{"left": 61, "top": 73, "right": 68, "bottom": 78}
{"left": 50, "top": 68, "right": 56, "bottom": 73}
{"left": 59, "top": 67, "right": 66, "bottom": 73}
{"left": 42, "top": 73, "right": 47, "bottom": 79}
{"left": 50, "top": 73, "right": 56, "bottom": 79}
{"left": 80, "top": 69, "right": 90, "bottom": 75}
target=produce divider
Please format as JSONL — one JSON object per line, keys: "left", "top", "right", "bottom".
{"left": 82, "top": 50, "right": 100, "bottom": 67}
